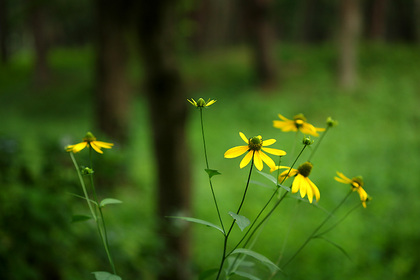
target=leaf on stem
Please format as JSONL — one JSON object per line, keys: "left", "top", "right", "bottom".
{"left": 166, "top": 216, "right": 224, "bottom": 234}
{"left": 231, "top": 248, "right": 281, "bottom": 273}
{"left": 256, "top": 171, "right": 290, "bottom": 192}
{"left": 205, "top": 169, "right": 221, "bottom": 179}
{"left": 71, "top": 214, "right": 92, "bottom": 223}
{"left": 100, "top": 198, "right": 123, "bottom": 208}
{"left": 250, "top": 180, "right": 277, "bottom": 190}
{"left": 68, "top": 192, "right": 98, "bottom": 206}
{"left": 92, "top": 271, "right": 121, "bottom": 280}
{"left": 228, "top": 212, "right": 250, "bottom": 231}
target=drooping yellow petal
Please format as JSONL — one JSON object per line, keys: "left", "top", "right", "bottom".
{"left": 273, "top": 120, "right": 297, "bottom": 132}
{"left": 72, "top": 142, "right": 88, "bottom": 153}
{"left": 93, "top": 141, "right": 114, "bottom": 149}
{"left": 224, "top": 145, "right": 249, "bottom": 158}
{"left": 90, "top": 142, "right": 104, "bottom": 154}
{"left": 262, "top": 147, "right": 286, "bottom": 156}
{"left": 253, "top": 151, "right": 263, "bottom": 171}
{"left": 334, "top": 172, "right": 352, "bottom": 184}
{"left": 300, "top": 123, "right": 319, "bottom": 136}
{"left": 306, "top": 177, "right": 314, "bottom": 203}
{"left": 262, "top": 138, "right": 276, "bottom": 146}
{"left": 240, "top": 151, "right": 254, "bottom": 169}
{"left": 239, "top": 132, "right": 249, "bottom": 144}
{"left": 308, "top": 179, "right": 320, "bottom": 202}
{"left": 291, "top": 175, "right": 302, "bottom": 194}
{"left": 298, "top": 175, "right": 307, "bottom": 198}
{"left": 259, "top": 151, "right": 276, "bottom": 170}
{"left": 357, "top": 187, "right": 368, "bottom": 203}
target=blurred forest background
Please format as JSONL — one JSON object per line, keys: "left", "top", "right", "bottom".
{"left": 0, "top": 0, "right": 420, "bottom": 279}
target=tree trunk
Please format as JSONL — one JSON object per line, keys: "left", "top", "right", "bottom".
{"left": 369, "top": 0, "right": 387, "bottom": 41}
{"left": 0, "top": 0, "right": 9, "bottom": 64}
{"left": 28, "top": 2, "right": 50, "bottom": 86}
{"left": 244, "top": 0, "right": 278, "bottom": 90}
{"left": 338, "top": 0, "right": 361, "bottom": 89}
{"left": 136, "top": 1, "right": 192, "bottom": 280}
{"left": 94, "top": 0, "right": 130, "bottom": 144}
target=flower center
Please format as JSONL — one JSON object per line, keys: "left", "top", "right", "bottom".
{"left": 248, "top": 136, "right": 263, "bottom": 151}
{"left": 196, "top": 98, "right": 206, "bottom": 107}
{"left": 293, "top": 114, "right": 307, "bottom": 128}
{"left": 351, "top": 176, "right": 364, "bottom": 189}
{"left": 83, "top": 132, "right": 97, "bottom": 143}
{"left": 297, "top": 162, "right": 313, "bottom": 177}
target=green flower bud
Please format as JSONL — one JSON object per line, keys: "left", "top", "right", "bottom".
{"left": 302, "top": 136, "right": 314, "bottom": 146}
{"left": 81, "top": 167, "right": 94, "bottom": 175}
{"left": 196, "top": 98, "right": 206, "bottom": 107}
{"left": 326, "top": 117, "right": 338, "bottom": 127}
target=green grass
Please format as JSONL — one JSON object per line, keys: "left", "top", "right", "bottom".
{"left": 1, "top": 43, "right": 420, "bottom": 279}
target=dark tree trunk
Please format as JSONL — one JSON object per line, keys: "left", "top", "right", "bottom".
{"left": 369, "top": 0, "right": 387, "bottom": 41}
{"left": 0, "top": 0, "right": 9, "bottom": 64}
{"left": 28, "top": 2, "right": 50, "bottom": 86}
{"left": 94, "top": 0, "right": 130, "bottom": 144}
{"left": 244, "top": 0, "right": 278, "bottom": 90}
{"left": 136, "top": 1, "right": 192, "bottom": 280}
{"left": 338, "top": 0, "right": 361, "bottom": 89}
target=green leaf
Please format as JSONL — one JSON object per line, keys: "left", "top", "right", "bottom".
{"left": 100, "top": 198, "right": 123, "bottom": 208}
{"left": 199, "top": 268, "right": 219, "bottom": 280}
{"left": 68, "top": 192, "right": 98, "bottom": 206}
{"left": 231, "top": 248, "right": 281, "bottom": 273}
{"left": 250, "top": 180, "right": 277, "bottom": 190}
{"left": 92, "top": 271, "right": 121, "bottom": 280}
{"left": 167, "top": 216, "right": 224, "bottom": 234}
{"left": 228, "top": 212, "right": 250, "bottom": 231}
{"left": 256, "top": 171, "right": 290, "bottom": 192}
{"left": 233, "top": 271, "right": 261, "bottom": 280}
{"left": 71, "top": 214, "right": 92, "bottom": 223}
{"left": 314, "top": 236, "right": 352, "bottom": 261}
{"left": 205, "top": 169, "right": 221, "bottom": 179}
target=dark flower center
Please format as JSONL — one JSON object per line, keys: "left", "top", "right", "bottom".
{"left": 297, "top": 162, "right": 313, "bottom": 177}
{"left": 248, "top": 136, "right": 263, "bottom": 151}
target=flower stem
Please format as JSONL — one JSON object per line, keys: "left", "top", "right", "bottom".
{"left": 308, "top": 126, "right": 330, "bottom": 162}
{"left": 88, "top": 148, "right": 116, "bottom": 275}
{"left": 215, "top": 157, "right": 254, "bottom": 280}
{"left": 199, "top": 108, "right": 225, "bottom": 232}
{"left": 281, "top": 189, "right": 353, "bottom": 269}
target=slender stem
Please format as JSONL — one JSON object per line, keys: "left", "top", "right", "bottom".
{"left": 69, "top": 153, "right": 97, "bottom": 221}
{"left": 215, "top": 157, "right": 254, "bottom": 280}
{"left": 199, "top": 108, "right": 225, "bottom": 232}
{"left": 281, "top": 190, "right": 353, "bottom": 269}
{"left": 308, "top": 126, "right": 330, "bottom": 162}
{"left": 88, "top": 148, "right": 116, "bottom": 275}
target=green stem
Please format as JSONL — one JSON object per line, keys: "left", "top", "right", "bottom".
{"left": 200, "top": 108, "right": 225, "bottom": 232}
{"left": 308, "top": 126, "right": 330, "bottom": 162}
{"left": 281, "top": 189, "right": 353, "bottom": 269}
{"left": 89, "top": 148, "right": 116, "bottom": 275}
{"left": 215, "top": 157, "right": 254, "bottom": 280}
{"left": 69, "top": 153, "right": 97, "bottom": 221}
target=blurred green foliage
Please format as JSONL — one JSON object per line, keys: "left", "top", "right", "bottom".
{"left": 1, "top": 43, "right": 420, "bottom": 279}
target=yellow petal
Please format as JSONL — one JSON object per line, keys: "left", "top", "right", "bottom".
{"left": 278, "top": 114, "right": 291, "bottom": 121}
{"left": 206, "top": 99, "right": 216, "bottom": 106}
{"left": 72, "top": 142, "right": 88, "bottom": 153}
{"left": 93, "top": 141, "right": 114, "bottom": 149}
{"left": 308, "top": 179, "right": 320, "bottom": 202}
{"left": 357, "top": 187, "right": 368, "bottom": 202}
{"left": 300, "top": 123, "right": 319, "bottom": 136}
{"left": 259, "top": 151, "right": 276, "bottom": 170}
{"left": 240, "top": 151, "right": 254, "bottom": 169}
{"left": 253, "top": 151, "right": 263, "bottom": 171}
{"left": 306, "top": 178, "right": 314, "bottom": 203}
{"left": 291, "top": 175, "right": 302, "bottom": 194}
{"left": 224, "top": 145, "right": 249, "bottom": 158}
{"left": 262, "top": 138, "right": 276, "bottom": 146}
{"left": 90, "top": 142, "right": 104, "bottom": 154}
{"left": 239, "top": 132, "right": 249, "bottom": 144}
{"left": 262, "top": 147, "right": 286, "bottom": 156}
{"left": 187, "top": 98, "right": 197, "bottom": 106}
{"left": 298, "top": 175, "right": 307, "bottom": 198}
{"left": 334, "top": 172, "right": 352, "bottom": 184}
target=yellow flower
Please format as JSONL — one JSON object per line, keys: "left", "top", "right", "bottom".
{"left": 273, "top": 113, "right": 325, "bottom": 137}
{"left": 66, "top": 132, "right": 114, "bottom": 154}
{"left": 224, "top": 132, "right": 286, "bottom": 171}
{"left": 335, "top": 172, "right": 369, "bottom": 208}
{"left": 187, "top": 98, "right": 216, "bottom": 108}
{"left": 273, "top": 162, "right": 320, "bottom": 203}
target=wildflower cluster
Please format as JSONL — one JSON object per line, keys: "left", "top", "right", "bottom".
{"left": 184, "top": 98, "right": 371, "bottom": 279}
